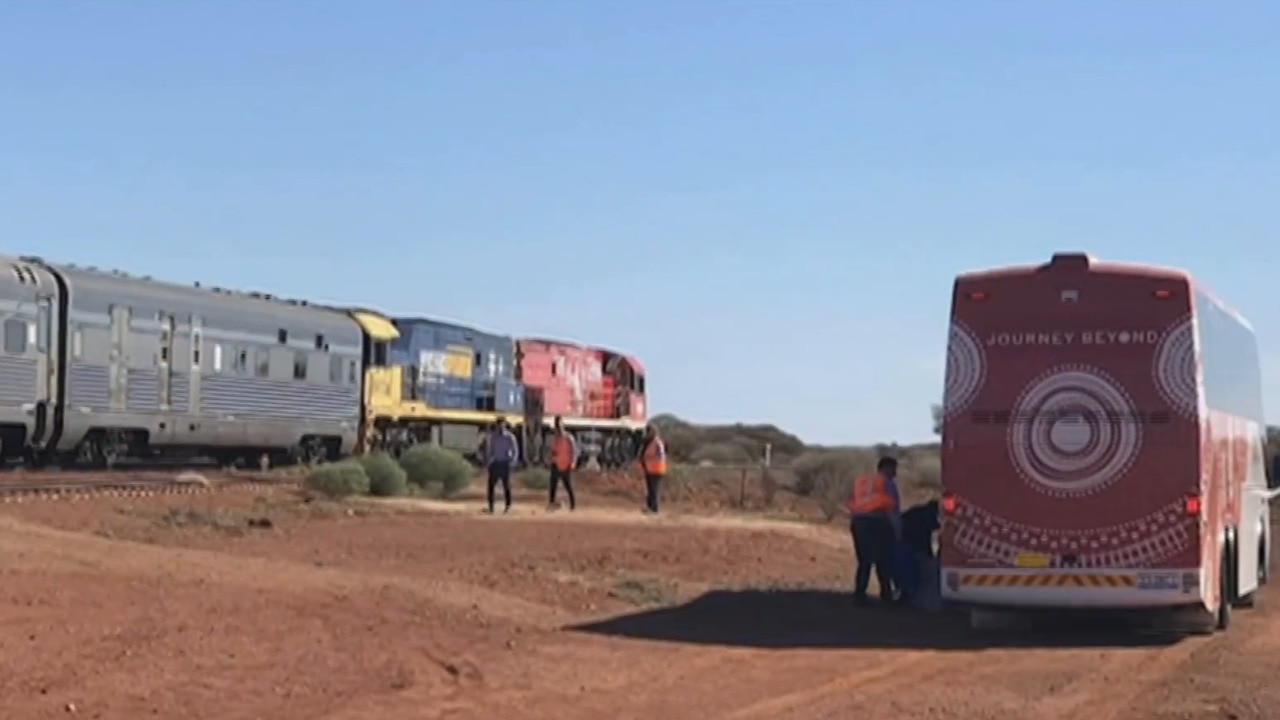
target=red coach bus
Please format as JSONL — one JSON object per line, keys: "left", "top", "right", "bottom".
{"left": 939, "top": 252, "right": 1277, "bottom": 633}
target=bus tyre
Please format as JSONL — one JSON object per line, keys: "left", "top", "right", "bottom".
{"left": 1261, "top": 531, "right": 1271, "bottom": 586}
{"left": 1216, "top": 546, "right": 1233, "bottom": 631}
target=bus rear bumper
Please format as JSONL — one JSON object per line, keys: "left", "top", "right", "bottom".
{"left": 940, "top": 567, "right": 1205, "bottom": 609}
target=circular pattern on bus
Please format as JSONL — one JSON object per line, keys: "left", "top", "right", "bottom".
{"left": 1007, "top": 366, "right": 1142, "bottom": 498}
{"left": 1153, "top": 315, "right": 1198, "bottom": 419}
{"left": 943, "top": 320, "right": 986, "bottom": 419}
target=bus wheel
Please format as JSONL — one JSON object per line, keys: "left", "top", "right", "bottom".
{"left": 1216, "top": 547, "right": 1234, "bottom": 631}
{"left": 1261, "top": 532, "right": 1271, "bottom": 586}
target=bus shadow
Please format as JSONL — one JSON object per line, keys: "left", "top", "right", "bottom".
{"left": 569, "top": 589, "right": 1188, "bottom": 650}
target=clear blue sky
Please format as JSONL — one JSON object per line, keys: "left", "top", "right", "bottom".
{"left": 1, "top": 1, "right": 1277, "bottom": 445}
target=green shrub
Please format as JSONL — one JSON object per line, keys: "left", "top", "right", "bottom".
{"left": 519, "top": 467, "right": 551, "bottom": 490}
{"left": 304, "top": 460, "right": 371, "bottom": 499}
{"left": 399, "top": 445, "right": 473, "bottom": 497}
{"left": 361, "top": 451, "right": 408, "bottom": 497}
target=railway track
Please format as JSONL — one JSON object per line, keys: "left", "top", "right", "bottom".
{"left": 0, "top": 468, "right": 301, "bottom": 503}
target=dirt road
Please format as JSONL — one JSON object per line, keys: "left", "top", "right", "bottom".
{"left": 0, "top": 488, "right": 1275, "bottom": 719}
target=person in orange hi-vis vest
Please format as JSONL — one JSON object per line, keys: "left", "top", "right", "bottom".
{"left": 638, "top": 424, "right": 668, "bottom": 514}
{"left": 846, "top": 456, "right": 902, "bottom": 606}
{"left": 548, "top": 416, "right": 578, "bottom": 511}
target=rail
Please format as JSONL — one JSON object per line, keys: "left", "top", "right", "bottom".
{"left": 0, "top": 471, "right": 301, "bottom": 503}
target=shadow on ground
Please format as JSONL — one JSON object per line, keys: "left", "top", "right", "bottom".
{"left": 569, "top": 589, "right": 1189, "bottom": 650}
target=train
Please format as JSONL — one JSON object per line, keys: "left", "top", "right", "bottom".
{"left": 0, "top": 252, "right": 647, "bottom": 470}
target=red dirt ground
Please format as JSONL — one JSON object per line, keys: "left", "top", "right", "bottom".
{"left": 1, "top": 481, "right": 1278, "bottom": 719}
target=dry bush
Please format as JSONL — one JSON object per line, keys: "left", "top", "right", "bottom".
{"left": 899, "top": 451, "right": 942, "bottom": 506}
{"left": 791, "top": 449, "right": 879, "bottom": 520}
{"left": 690, "top": 442, "right": 754, "bottom": 465}
{"left": 760, "top": 469, "right": 780, "bottom": 507}
{"left": 661, "top": 465, "right": 695, "bottom": 503}
{"left": 652, "top": 414, "right": 806, "bottom": 464}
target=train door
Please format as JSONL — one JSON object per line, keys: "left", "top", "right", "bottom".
{"left": 108, "top": 304, "right": 130, "bottom": 412}
{"left": 188, "top": 315, "right": 203, "bottom": 438}
{"left": 156, "top": 312, "right": 175, "bottom": 445}
{"left": 32, "top": 295, "right": 57, "bottom": 446}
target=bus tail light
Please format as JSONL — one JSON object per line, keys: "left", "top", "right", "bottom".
{"left": 942, "top": 493, "right": 959, "bottom": 515}
{"left": 1185, "top": 495, "right": 1202, "bottom": 517}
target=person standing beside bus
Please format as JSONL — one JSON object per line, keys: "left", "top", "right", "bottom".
{"left": 485, "top": 419, "right": 520, "bottom": 514}
{"left": 548, "top": 416, "right": 578, "bottom": 511}
{"left": 847, "top": 456, "right": 902, "bottom": 606}
{"left": 639, "top": 424, "right": 667, "bottom": 514}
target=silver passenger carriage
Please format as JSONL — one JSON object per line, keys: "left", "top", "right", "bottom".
{"left": 50, "top": 262, "right": 363, "bottom": 466}
{"left": 0, "top": 255, "right": 63, "bottom": 461}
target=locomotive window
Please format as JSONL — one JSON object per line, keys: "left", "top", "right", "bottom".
{"left": 71, "top": 327, "right": 83, "bottom": 359}
{"left": 3, "top": 318, "right": 25, "bottom": 354}
{"left": 234, "top": 347, "right": 248, "bottom": 374}
{"left": 329, "top": 355, "right": 343, "bottom": 383}
{"left": 315, "top": 334, "right": 325, "bottom": 350}
{"left": 255, "top": 349, "right": 270, "bottom": 378}
{"left": 278, "top": 329, "right": 288, "bottom": 345}
{"left": 372, "top": 341, "right": 389, "bottom": 367}
{"left": 348, "top": 360, "right": 357, "bottom": 385}
{"left": 293, "top": 351, "right": 308, "bottom": 381}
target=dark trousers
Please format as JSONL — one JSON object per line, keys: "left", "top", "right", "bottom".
{"left": 549, "top": 466, "right": 576, "bottom": 509}
{"left": 644, "top": 473, "right": 663, "bottom": 512}
{"left": 850, "top": 514, "right": 896, "bottom": 600}
{"left": 487, "top": 461, "right": 512, "bottom": 511}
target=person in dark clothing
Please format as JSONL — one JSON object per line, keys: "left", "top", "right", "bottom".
{"left": 896, "top": 499, "right": 941, "bottom": 604}
{"left": 484, "top": 419, "right": 520, "bottom": 514}
{"left": 901, "top": 499, "right": 941, "bottom": 558}
{"left": 846, "top": 456, "right": 902, "bottom": 606}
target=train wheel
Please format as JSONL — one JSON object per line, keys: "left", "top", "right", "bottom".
{"left": 298, "top": 438, "right": 328, "bottom": 466}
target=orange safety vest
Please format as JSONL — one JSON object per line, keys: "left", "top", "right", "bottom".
{"left": 846, "top": 473, "right": 897, "bottom": 515}
{"left": 551, "top": 433, "right": 575, "bottom": 472}
{"left": 642, "top": 437, "right": 668, "bottom": 476}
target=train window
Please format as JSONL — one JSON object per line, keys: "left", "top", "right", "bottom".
{"left": 254, "top": 349, "right": 270, "bottom": 378}
{"left": 329, "top": 355, "right": 343, "bottom": 383}
{"left": 348, "top": 360, "right": 357, "bottom": 385}
{"left": 315, "top": 334, "right": 325, "bottom": 350}
{"left": 213, "top": 344, "right": 223, "bottom": 372}
{"left": 234, "top": 347, "right": 248, "bottom": 374}
{"left": 36, "top": 301, "right": 49, "bottom": 353}
{"left": 372, "top": 341, "right": 389, "bottom": 367}
{"left": 278, "top": 329, "right": 288, "bottom": 345}
{"left": 293, "top": 351, "right": 308, "bottom": 381}
{"left": 3, "top": 318, "right": 26, "bottom": 354}
{"left": 71, "top": 327, "right": 83, "bottom": 360}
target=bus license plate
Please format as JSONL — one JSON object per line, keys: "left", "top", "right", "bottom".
{"left": 1138, "top": 573, "right": 1180, "bottom": 590}
{"left": 1014, "top": 553, "right": 1051, "bottom": 568}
